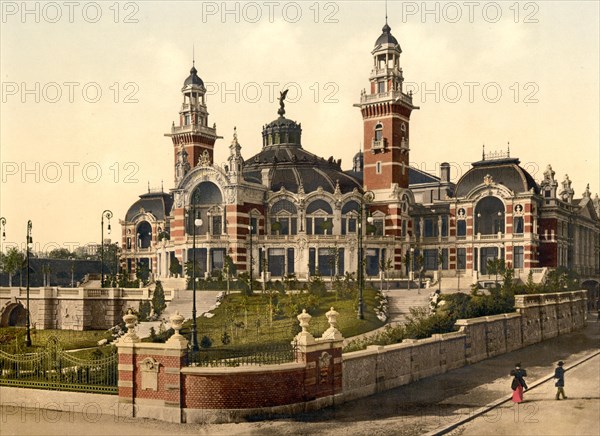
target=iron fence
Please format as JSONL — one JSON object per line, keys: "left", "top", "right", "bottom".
{"left": 187, "top": 341, "right": 297, "bottom": 367}
{"left": 0, "top": 336, "right": 117, "bottom": 394}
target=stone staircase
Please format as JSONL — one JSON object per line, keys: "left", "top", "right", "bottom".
{"left": 385, "top": 289, "right": 432, "bottom": 324}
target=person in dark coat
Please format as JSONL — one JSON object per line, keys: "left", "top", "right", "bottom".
{"left": 554, "top": 361, "right": 567, "bottom": 400}
{"left": 510, "top": 363, "right": 528, "bottom": 403}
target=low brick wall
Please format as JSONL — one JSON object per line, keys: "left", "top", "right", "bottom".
{"left": 342, "top": 290, "right": 587, "bottom": 402}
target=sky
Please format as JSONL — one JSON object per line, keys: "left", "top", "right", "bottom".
{"left": 1, "top": 0, "right": 599, "bottom": 252}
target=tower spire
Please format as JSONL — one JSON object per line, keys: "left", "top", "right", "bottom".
{"left": 192, "top": 44, "right": 195, "bottom": 67}
{"left": 385, "top": 0, "right": 388, "bottom": 24}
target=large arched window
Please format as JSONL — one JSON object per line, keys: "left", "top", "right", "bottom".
{"left": 475, "top": 197, "right": 505, "bottom": 235}
{"left": 136, "top": 221, "right": 152, "bottom": 249}
{"left": 341, "top": 201, "right": 359, "bottom": 235}
{"left": 306, "top": 199, "right": 334, "bottom": 235}
{"left": 270, "top": 199, "right": 298, "bottom": 235}
{"left": 188, "top": 182, "right": 223, "bottom": 235}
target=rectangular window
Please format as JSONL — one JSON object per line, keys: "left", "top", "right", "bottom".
{"left": 513, "top": 216, "right": 524, "bottom": 234}
{"left": 309, "top": 248, "right": 316, "bottom": 275}
{"left": 348, "top": 218, "right": 357, "bottom": 233}
{"left": 318, "top": 248, "right": 335, "bottom": 277}
{"left": 314, "top": 217, "right": 325, "bottom": 235}
{"left": 211, "top": 249, "right": 225, "bottom": 271}
{"left": 415, "top": 219, "right": 421, "bottom": 237}
{"left": 338, "top": 248, "right": 345, "bottom": 275}
{"left": 287, "top": 248, "right": 295, "bottom": 274}
{"left": 457, "top": 248, "right": 466, "bottom": 269}
{"left": 366, "top": 248, "right": 379, "bottom": 276}
{"left": 372, "top": 219, "right": 384, "bottom": 236}
{"left": 376, "top": 162, "right": 382, "bottom": 174}
{"left": 457, "top": 220, "right": 467, "bottom": 236}
{"left": 341, "top": 219, "right": 346, "bottom": 235}
{"left": 212, "top": 216, "right": 222, "bottom": 235}
{"left": 306, "top": 218, "right": 313, "bottom": 235}
{"left": 424, "top": 249, "right": 438, "bottom": 270}
{"left": 424, "top": 218, "right": 434, "bottom": 237}
{"left": 250, "top": 217, "right": 258, "bottom": 235}
{"left": 268, "top": 248, "right": 285, "bottom": 277}
{"left": 514, "top": 246, "right": 524, "bottom": 269}
{"left": 377, "top": 81, "right": 385, "bottom": 93}
{"left": 402, "top": 220, "right": 407, "bottom": 237}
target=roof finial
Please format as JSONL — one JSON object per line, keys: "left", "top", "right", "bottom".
{"left": 507, "top": 141, "right": 510, "bottom": 157}
{"left": 385, "top": 0, "right": 388, "bottom": 24}
{"left": 278, "top": 89, "right": 289, "bottom": 117}
{"left": 161, "top": 180, "right": 164, "bottom": 192}
{"left": 147, "top": 181, "right": 150, "bottom": 193}
{"left": 192, "top": 43, "right": 195, "bottom": 67}
{"left": 482, "top": 144, "right": 486, "bottom": 160}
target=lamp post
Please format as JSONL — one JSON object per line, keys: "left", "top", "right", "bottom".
{"left": 100, "top": 210, "right": 113, "bottom": 287}
{"left": 25, "top": 220, "right": 32, "bottom": 347}
{"left": 0, "top": 216, "right": 6, "bottom": 254}
{"left": 357, "top": 192, "right": 374, "bottom": 320}
{"left": 248, "top": 223, "right": 254, "bottom": 294}
{"left": 410, "top": 247, "right": 415, "bottom": 290}
{"left": 191, "top": 208, "right": 202, "bottom": 352}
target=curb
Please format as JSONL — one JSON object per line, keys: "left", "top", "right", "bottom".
{"left": 423, "top": 348, "right": 600, "bottom": 436}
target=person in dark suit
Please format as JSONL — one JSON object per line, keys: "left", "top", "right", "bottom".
{"left": 511, "top": 363, "right": 528, "bottom": 403}
{"left": 554, "top": 361, "right": 567, "bottom": 400}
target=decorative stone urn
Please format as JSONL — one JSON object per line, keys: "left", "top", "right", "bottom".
{"left": 321, "top": 307, "right": 343, "bottom": 341}
{"left": 166, "top": 310, "right": 188, "bottom": 347}
{"left": 293, "top": 309, "right": 315, "bottom": 347}
{"left": 120, "top": 308, "right": 140, "bottom": 343}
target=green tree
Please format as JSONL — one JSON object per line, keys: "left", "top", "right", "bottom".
{"left": 152, "top": 281, "right": 167, "bottom": 316}
{"left": 48, "top": 248, "right": 72, "bottom": 259}
{"left": 2, "top": 247, "right": 24, "bottom": 287}
{"left": 169, "top": 257, "right": 181, "bottom": 277}
{"left": 200, "top": 335, "right": 212, "bottom": 349}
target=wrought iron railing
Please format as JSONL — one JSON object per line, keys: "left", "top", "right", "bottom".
{"left": 0, "top": 336, "right": 117, "bottom": 394}
{"left": 187, "top": 342, "right": 297, "bottom": 368}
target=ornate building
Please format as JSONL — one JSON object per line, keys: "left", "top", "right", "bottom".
{"left": 119, "top": 21, "right": 600, "bottom": 290}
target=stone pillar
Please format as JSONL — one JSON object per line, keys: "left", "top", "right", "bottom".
{"left": 293, "top": 308, "right": 344, "bottom": 403}
{"left": 116, "top": 310, "right": 188, "bottom": 423}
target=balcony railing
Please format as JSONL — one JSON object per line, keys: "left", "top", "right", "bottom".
{"left": 371, "top": 138, "right": 387, "bottom": 152}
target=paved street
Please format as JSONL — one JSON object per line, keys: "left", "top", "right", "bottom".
{"left": 1, "top": 320, "right": 598, "bottom": 435}
{"left": 450, "top": 354, "right": 600, "bottom": 436}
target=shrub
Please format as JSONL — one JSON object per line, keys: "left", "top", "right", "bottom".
{"left": 200, "top": 335, "right": 212, "bottom": 349}
{"left": 152, "top": 281, "right": 167, "bottom": 316}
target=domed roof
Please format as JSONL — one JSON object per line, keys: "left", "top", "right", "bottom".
{"left": 125, "top": 192, "right": 173, "bottom": 222}
{"left": 183, "top": 65, "right": 204, "bottom": 87}
{"left": 375, "top": 22, "right": 400, "bottom": 48}
{"left": 455, "top": 157, "right": 539, "bottom": 197}
{"left": 243, "top": 142, "right": 362, "bottom": 194}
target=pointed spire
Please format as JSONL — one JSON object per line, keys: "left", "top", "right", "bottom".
{"left": 385, "top": 0, "right": 388, "bottom": 24}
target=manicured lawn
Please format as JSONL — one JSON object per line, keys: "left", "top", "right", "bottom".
{"left": 0, "top": 327, "right": 112, "bottom": 352}
{"left": 174, "top": 288, "right": 384, "bottom": 348}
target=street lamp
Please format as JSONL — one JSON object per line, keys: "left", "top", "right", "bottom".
{"left": 248, "top": 223, "right": 254, "bottom": 294}
{"left": 357, "top": 192, "right": 374, "bottom": 320}
{"left": 410, "top": 247, "right": 415, "bottom": 290}
{"left": 25, "top": 220, "right": 33, "bottom": 347}
{"left": 0, "top": 217, "right": 6, "bottom": 254}
{"left": 100, "top": 210, "right": 113, "bottom": 287}
{"left": 191, "top": 208, "right": 203, "bottom": 352}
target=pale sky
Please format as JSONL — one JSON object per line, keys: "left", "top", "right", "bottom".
{"left": 1, "top": 0, "right": 599, "bottom": 251}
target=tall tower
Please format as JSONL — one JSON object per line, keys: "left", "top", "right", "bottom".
{"left": 165, "top": 63, "right": 221, "bottom": 171}
{"left": 355, "top": 20, "right": 419, "bottom": 192}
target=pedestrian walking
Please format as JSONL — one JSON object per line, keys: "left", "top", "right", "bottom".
{"left": 510, "top": 363, "right": 528, "bottom": 403}
{"left": 554, "top": 361, "right": 567, "bottom": 400}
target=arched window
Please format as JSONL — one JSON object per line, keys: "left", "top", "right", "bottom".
{"left": 306, "top": 199, "right": 334, "bottom": 235}
{"left": 270, "top": 199, "right": 298, "bottom": 235}
{"left": 341, "top": 201, "right": 359, "bottom": 235}
{"left": 475, "top": 197, "right": 505, "bottom": 235}
{"left": 375, "top": 123, "right": 383, "bottom": 141}
{"left": 188, "top": 182, "right": 223, "bottom": 235}
{"left": 136, "top": 221, "right": 152, "bottom": 249}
